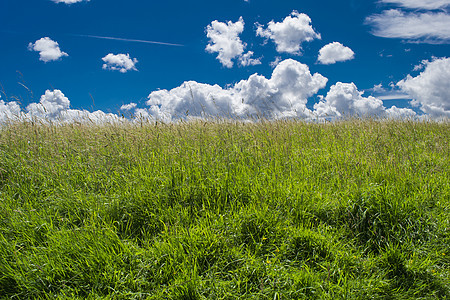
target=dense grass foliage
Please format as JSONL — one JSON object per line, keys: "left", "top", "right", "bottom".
{"left": 0, "top": 119, "right": 448, "bottom": 299}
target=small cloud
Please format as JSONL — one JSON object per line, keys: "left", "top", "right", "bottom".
{"left": 239, "top": 51, "right": 262, "bottom": 67}
{"left": 102, "top": 53, "right": 138, "bottom": 73}
{"left": 120, "top": 103, "right": 137, "bottom": 111}
{"left": 270, "top": 56, "right": 282, "bottom": 68}
{"left": 28, "top": 37, "right": 68, "bottom": 62}
{"left": 51, "top": 0, "right": 90, "bottom": 4}
{"left": 318, "top": 42, "right": 355, "bottom": 64}
{"left": 256, "top": 11, "right": 321, "bottom": 55}
{"left": 205, "top": 17, "right": 246, "bottom": 68}
{"left": 379, "top": 51, "right": 393, "bottom": 58}
{"left": 412, "top": 59, "right": 430, "bottom": 71}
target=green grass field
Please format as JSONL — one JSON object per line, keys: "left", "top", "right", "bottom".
{"left": 0, "top": 119, "right": 449, "bottom": 299}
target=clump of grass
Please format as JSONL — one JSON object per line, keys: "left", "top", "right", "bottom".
{"left": 0, "top": 118, "right": 448, "bottom": 298}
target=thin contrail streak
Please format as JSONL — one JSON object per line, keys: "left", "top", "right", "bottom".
{"left": 74, "top": 34, "right": 184, "bottom": 47}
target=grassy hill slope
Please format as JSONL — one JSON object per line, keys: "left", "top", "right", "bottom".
{"left": 0, "top": 119, "right": 449, "bottom": 299}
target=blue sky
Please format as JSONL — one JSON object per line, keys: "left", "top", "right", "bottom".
{"left": 0, "top": 0, "right": 449, "bottom": 121}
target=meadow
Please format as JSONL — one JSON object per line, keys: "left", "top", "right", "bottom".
{"left": 0, "top": 119, "right": 448, "bottom": 299}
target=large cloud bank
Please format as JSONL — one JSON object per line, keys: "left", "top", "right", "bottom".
{"left": 142, "top": 59, "right": 327, "bottom": 121}
{"left": 3, "top": 58, "right": 449, "bottom": 124}
{"left": 398, "top": 57, "right": 450, "bottom": 117}
{"left": 134, "top": 59, "right": 415, "bottom": 121}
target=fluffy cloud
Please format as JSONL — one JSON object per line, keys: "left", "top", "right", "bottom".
{"left": 27, "top": 89, "right": 71, "bottom": 119}
{"left": 365, "top": 9, "right": 450, "bottom": 43}
{"left": 26, "top": 90, "right": 121, "bottom": 123}
{"left": 102, "top": 53, "right": 138, "bottom": 73}
{"left": 120, "top": 103, "right": 137, "bottom": 111}
{"left": 385, "top": 106, "right": 417, "bottom": 119}
{"left": 28, "top": 37, "right": 68, "bottom": 62}
{"left": 256, "top": 11, "right": 321, "bottom": 55}
{"left": 0, "top": 90, "right": 122, "bottom": 124}
{"left": 270, "top": 57, "right": 282, "bottom": 68}
{"left": 0, "top": 99, "right": 22, "bottom": 123}
{"left": 318, "top": 42, "right": 355, "bottom": 65}
{"left": 398, "top": 57, "right": 450, "bottom": 117}
{"left": 144, "top": 59, "right": 327, "bottom": 120}
{"left": 314, "top": 82, "right": 386, "bottom": 118}
{"left": 379, "top": 0, "right": 450, "bottom": 9}
{"left": 142, "top": 75, "right": 420, "bottom": 121}
{"left": 51, "top": 0, "right": 89, "bottom": 3}
{"left": 57, "top": 109, "right": 122, "bottom": 124}
{"left": 206, "top": 17, "right": 246, "bottom": 68}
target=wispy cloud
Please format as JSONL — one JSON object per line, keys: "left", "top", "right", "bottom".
{"left": 366, "top": 9, "right": 450, "bottom": 43}
{"left": 379, "top": 0, "right": 450, "bottom": 10}
{"left": 74, "top": 34, "right": 184, "bottom": 47}
{"left": 377, "top": 94, "right": 412, "bottom": 100}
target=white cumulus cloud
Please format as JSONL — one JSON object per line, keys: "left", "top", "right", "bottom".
{"left": 365, "top": 9, "right": 450, "bottom": 43}
{"left": 270, "top": 57, "right": 282, "bottom": 68}
{"left": 397, "top": 57, "right": 450, "bottom": 117}
{"left": 27, "top": 89, "right": 71, "bottom": 119}
{"left": 28, "top": 37, "right": 68, "bottom": 62}
{"left": 205, "top": 17, "right": 246, "bottom": 68}
{"left": 379, "top": 0, "right": 450, "bottom": 9}
{"left": 25, "top": 89, "right": 121, "bottom": 124}
{"left": 313, "top": 82, "right": 417, "bottom": 119}
{"left": 0, "top": 99, "right": 22, "bottom": 123}
{"left": 102, "top": 53, "right": 138, "bottom": 73}
{"left": 143, "top": 59, "right": 327, "bottom": 121}
{"left": 385, "top": 106, "right": 417, "bottom": 119}
{"left": 256, "top": 11, "right": 321, "bottom": 55}
{"left": 318, "top": 42, "right": 355, "bottom": 64}
{"left": 314, "top": 82, "right": 387, "bottom": 118}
